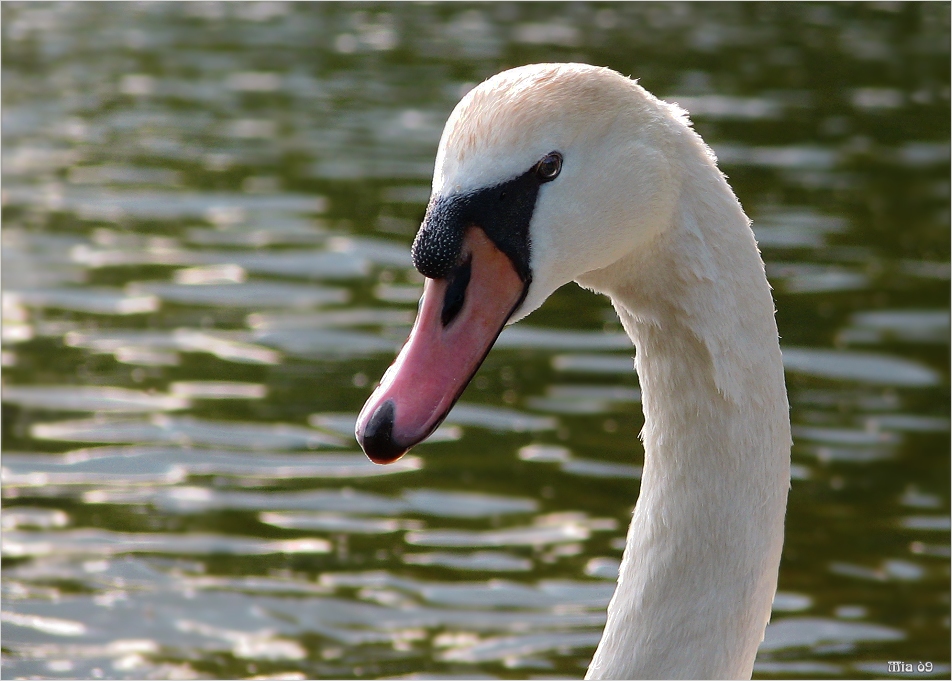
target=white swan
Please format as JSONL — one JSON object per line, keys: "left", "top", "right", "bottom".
{"left": 356, "top": 63, "right": 791, "bottom": 680}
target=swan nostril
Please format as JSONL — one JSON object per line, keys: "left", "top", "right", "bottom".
{"left": 358, "top": 399, "right": 407, "bottom": 464}
{"left": 441, "top": 258, "right": 472, "bottom": 327}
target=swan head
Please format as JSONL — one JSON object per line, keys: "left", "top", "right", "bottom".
{"left": 357, "top": 63, "right": 688, "bottom": 463}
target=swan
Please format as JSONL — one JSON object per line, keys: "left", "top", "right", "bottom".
{"left": 355, "top": 63, "right": 790, "bottom": 680}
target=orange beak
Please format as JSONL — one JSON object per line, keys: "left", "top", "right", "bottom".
{"left": 356, "top": 227, "right": 526, "bottom": 463}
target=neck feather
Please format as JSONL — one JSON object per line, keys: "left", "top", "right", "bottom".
{"left": 580, "top": 150, "right": 791, "bottom": 680}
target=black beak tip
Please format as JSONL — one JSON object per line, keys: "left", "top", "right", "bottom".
{"left": 356, "top": 399, "right": 408, "bottom": 464}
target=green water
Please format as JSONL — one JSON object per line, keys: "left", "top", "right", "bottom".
{"left": 2, "top": 3, "right": 949, "bottom": 679}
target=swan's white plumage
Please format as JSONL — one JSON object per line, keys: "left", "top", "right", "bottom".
{"left": 432, "top": 64, "right": 791, "bottom": 680}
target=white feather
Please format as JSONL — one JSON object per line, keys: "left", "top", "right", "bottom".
{"left": 435, "top": 63, "right": 791, "bottom": 680}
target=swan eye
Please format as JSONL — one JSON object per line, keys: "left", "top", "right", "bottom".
{"left": 536, "top": 152, "right": 562, "bottom": 181}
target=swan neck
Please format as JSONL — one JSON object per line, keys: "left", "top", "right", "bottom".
{"left": 584, "top": 162, "right": 791, "bottom": 679}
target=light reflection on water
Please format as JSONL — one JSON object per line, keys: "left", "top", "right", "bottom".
{"left": 2, "top": 3, "right": 948, "bottom": 680}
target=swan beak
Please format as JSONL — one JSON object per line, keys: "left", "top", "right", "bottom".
{"left": 356, "top": 227, "right": 526, "bottom": 463}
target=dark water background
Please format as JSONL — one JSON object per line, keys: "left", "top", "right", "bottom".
{"left": 2, "top": 2, "right": 949, "bottom": 679}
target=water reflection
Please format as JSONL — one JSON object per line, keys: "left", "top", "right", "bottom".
{"left": 3, "top": 530, "right": 331, "bottom": 559}
{"left": 2, "top": 2, "right": 948, "bottom": 679}
{"left": 3, "top": 385, "right": 190, "bottom": 413}
{"left": 3, "top": 447, "right": 422, "bottom": 488}
{"left": 403, "top": 552, "right": 533, "bottom": 573}
{"left": 28, "top": 416, "right": 346, "bottom": 449}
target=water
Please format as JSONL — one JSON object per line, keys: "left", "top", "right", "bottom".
{"left": 1, "top": 3, "right": 948, "bottom": 679}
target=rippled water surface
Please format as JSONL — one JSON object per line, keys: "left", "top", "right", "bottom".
{"left": 2, "top": 3, "right": 949, "bottom": 679}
